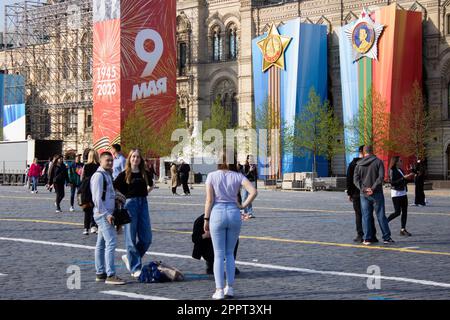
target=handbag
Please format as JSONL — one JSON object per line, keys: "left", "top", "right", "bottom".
{"left": 112, "top": 206, "right": 131, "bottom": 226}
{"left": 156, "top": 261, "right": 184, "bottom": 281}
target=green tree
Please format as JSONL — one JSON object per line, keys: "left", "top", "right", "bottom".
{"left": 390, "top": 82, "right": 439, "bottom": 160}
{"left": 289, "top": 88, "right": 344, "bottom": 175}
{"left": 121, "top": 102, "right": 186, "bottom": 158}
{"left": 202, "top": 96, "right": 235, "bottom": 137}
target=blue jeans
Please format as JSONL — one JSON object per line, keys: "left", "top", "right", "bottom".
{"left": 94, "top": 215, "right": 117, "bottom": 277}
{"left": 124, "top": 197, "right": 152, "bottom": 273}
{"left": 70, "top": 184, "right": 78, "bottom": 207}
{"left": 360, "top": 192, "right": 391, "bottom": 241}
{"left": 241, "top": 181, "right": 255, "bottom": 214}
{"left": 210, "top": 202, "right": 242, "bottom": 289}
{"left": 31, "top": 176, "right": 38, "bottom": 192}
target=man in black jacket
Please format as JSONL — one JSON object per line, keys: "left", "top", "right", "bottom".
{"left": 178, "top": 159, "right": 191, "bottom": 196}
{"left": 192, "top": 214, "right": 240, "bottom": 275}
{"left": 346, "top": 146, "right": 377, "bottom": 243}
{"left": 354, "top": 146, "right": 394, "bottom": 245}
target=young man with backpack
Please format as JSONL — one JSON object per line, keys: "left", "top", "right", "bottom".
{"left": 91, "top": 151, "right": 125, "bottom": 285}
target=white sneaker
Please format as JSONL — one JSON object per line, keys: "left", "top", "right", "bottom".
{"left": 83, "top": 229, "right": 89, "bottom": 235}
{"left": 122, "top": 254, "right": 131, "bottom": 272}
{"left": 212, "top": 289, "right": 224, "bottom": 300}
{"left": 224, "top": 286, "right": 234, "bottom": 298}
{"left": 90, "top": 226, "right": 98, "bottom": 234}
{"left": 30, "top": 191, "right": 35, "bottom": 194}
{"left": 70, "top": 206, "right": 75, "bottom": 212}
{"left": 131, "top": 270, "right": 142, "bottom": 278}
{"left": 55, "top": 209, "right": 61, "bottom": 213}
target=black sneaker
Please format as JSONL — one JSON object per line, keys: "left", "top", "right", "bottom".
{"left": 235, "top": 268, "right": 240, "bottom": 276}
{"left": 383, "top": 238, "right": 395, "bottom": 244}
{"left": 371, "top": 237, "right": 379, "bottom": 243}
{"left": 400, "top": 229, "right": 412, "bottom": 236}
{"left": 105, "top": 275, "right": 126, "bottom": 285}
{"left": 95, "top": 273, "right": 107, "bottom": 282}
{"left": 353, "top": 235, "right": 363, "bottom": 243}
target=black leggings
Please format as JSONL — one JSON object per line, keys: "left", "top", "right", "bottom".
{"left": 54, "top": 183, "right": 65, "bottom": 210}
{"left": 388, "top": 195, "right": 408, "bottom": 229}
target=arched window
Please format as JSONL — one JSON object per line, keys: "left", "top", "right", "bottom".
{"left": 227, "top": 25, "right": 238, "bottom": 60}
{"left": 178, "top": 42, "right": 187, "bottom": 76}
{"left": 213, "top": 79, "right": 238, "bottom": 127}
{"left": 212, "top": 26, "right": 222, "bottom": 62}
{"left": 177, "top": 13, "right": 191, "bottom": 76}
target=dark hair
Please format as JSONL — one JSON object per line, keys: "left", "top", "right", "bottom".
{"left": 218, "top": 149, "right": 238, "bottom": 172}
{"left": 111, "top": 144, "right": 121, "bottom": 152}
{"left": 363, "top": 145, "right": 373, "bottom": 155}
{"left": 358, "top": 145, "right": 365, "bottom": 153}
{"left": 389, "top": 156, "right": 400, "bottom": 170}
{"left": 100, "top": 151, "right": 113, "bottom": 158}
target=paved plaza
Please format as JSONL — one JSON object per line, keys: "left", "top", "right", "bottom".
{"left": 0, "top": 184, "right": 450, "bottom": 300}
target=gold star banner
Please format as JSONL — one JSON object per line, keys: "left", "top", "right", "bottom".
{"left": 257, "top": 23, "right": 292, "bottom": 72}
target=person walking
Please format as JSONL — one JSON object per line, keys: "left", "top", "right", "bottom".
{"left": 67, "top": 155, "right": 82, "bottom": 212}
{"left": 353, "top": 146, "right": 394, "bottom": 245}
{"left": 204, "top": 150, "right": 257, "bottom": 300}
{"left": 241, "top": 155, "right": 257, "bottom": 219}
{"left": 49, "top": 155, "right": 68, "bottom": 213}
{"left": 28, "top": 158, "right": 41, "bottom": 194}
{"left": 111, "top": 144, "right": 126, "bottom": 180}
{"left": 413, "top": 159, "right": 426, "bottom": 206}
{"left": 91, "top": 151, "right": 125, "bottom": 285}
{"left": 170, "top": 162, "right": 179, "bottom": 195}
{"left": 346, "top": 146, "right": 378, "bottom": 243}
{"left": 43, "top": 156, "right": 54, "bottom": 192}
{"left": 387, "top": 156, "right": 415, "bottom": 236}
{"left": 178, "top": 159, "right": 191, "bottom": 196}
{"left": 80, "top": 149, "right": 100, "bottom": 235}
{"left": 114, "top": 149, "right": 153, "bottom": 279}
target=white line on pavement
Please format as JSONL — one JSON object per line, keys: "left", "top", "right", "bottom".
{"left": 0, "top": 273, "right": 7, "bottom": 276}
{"left": 1, "top": 236, "right": 450, "bottom": 289}
{"left": 100, "top": 290, "right": 174, "bottom": 300}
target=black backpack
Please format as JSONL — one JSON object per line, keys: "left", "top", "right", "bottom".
{"left": 77, "top": 172, "right": 107, "bottom": 209}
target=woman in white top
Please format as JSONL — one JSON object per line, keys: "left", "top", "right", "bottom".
{"left": 204, "top": 150, "right": 257, "bottom": 300}
{"left": 387, "top": 156, "right": 415, "bottom": 236}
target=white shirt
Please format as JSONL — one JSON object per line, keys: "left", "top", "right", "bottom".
{"left": 91, "top": 167, "right": 116, "bottom": 217}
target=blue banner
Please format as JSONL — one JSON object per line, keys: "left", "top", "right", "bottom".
{"left": 252, "top": 19, "right": 328, "bottom": 177}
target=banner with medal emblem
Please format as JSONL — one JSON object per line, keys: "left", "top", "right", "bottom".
{"left": 252, "top": 19, "right": 328, "bottom": 178}
{"left": 340, "top": 4, "right": 422, "bottom": 171}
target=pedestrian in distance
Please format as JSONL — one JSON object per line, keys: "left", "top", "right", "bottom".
{"left": 91, "top": 151, "right": 126, "bottom": 285}
{"left": 67, "top": 155, "right": 82, "bottom": 212}
{"left": 387, "top": 156, "right": 415, "bottom": 236}
{"left": 43, "top": 156, "right": 55, "bottom": 192}
{"left": 111, "top": 144, "right": 126, "bottom": 180}
{"left": 170, "top": 161, "right": 179, "bottom": 195}
{"left": 48, "top": 155, "right": 69, "bottom": 213}
{"left": 28, "top": 158, "right": 41, "bottom": 194}
{"left": 178, "top": 159, "right": 191, "bottom": 196}
{"left": 114, "top": 149, "right": 154, "bottom": 279}
{"left": 346, "top": 145, "right": 378, "bottom": 243}
{"left": 353, "top": 145, "right": 394, "bottom": 245}
{"left": 412, "top": 159, "right": 426, "bottom": 206}
{"left": 80, "top": 149, "right": 100, "bottom": 235}
{"left": 241, "top": 155, "right": 258, "bottom": 219}
{"left": 204, "top": 149, "right": 257, "bottom": 300}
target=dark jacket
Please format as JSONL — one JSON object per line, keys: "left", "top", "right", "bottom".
{"left": 192, "top": 214, "right": 214, "bottom": 261}
{"left": 346, "top": 157, "right": 361, "bottom": 196}
{"left": 354, "top": 155, "right": 385, "bottom": 194}
{"left": 192, "top": 214, "right": 238, "bottom": 262}
{"left": 49, "top": 163, "right": 69, "bottom": 185}
{"left": 244, "top": 163, "right": 258, "bottom": 186}
{"left": 389, "top": 168, "right": 408, "bottom": 192}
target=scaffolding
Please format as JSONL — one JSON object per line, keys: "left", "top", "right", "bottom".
{"left": 3, "top": 0, "right": 93, "bottom": 151}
